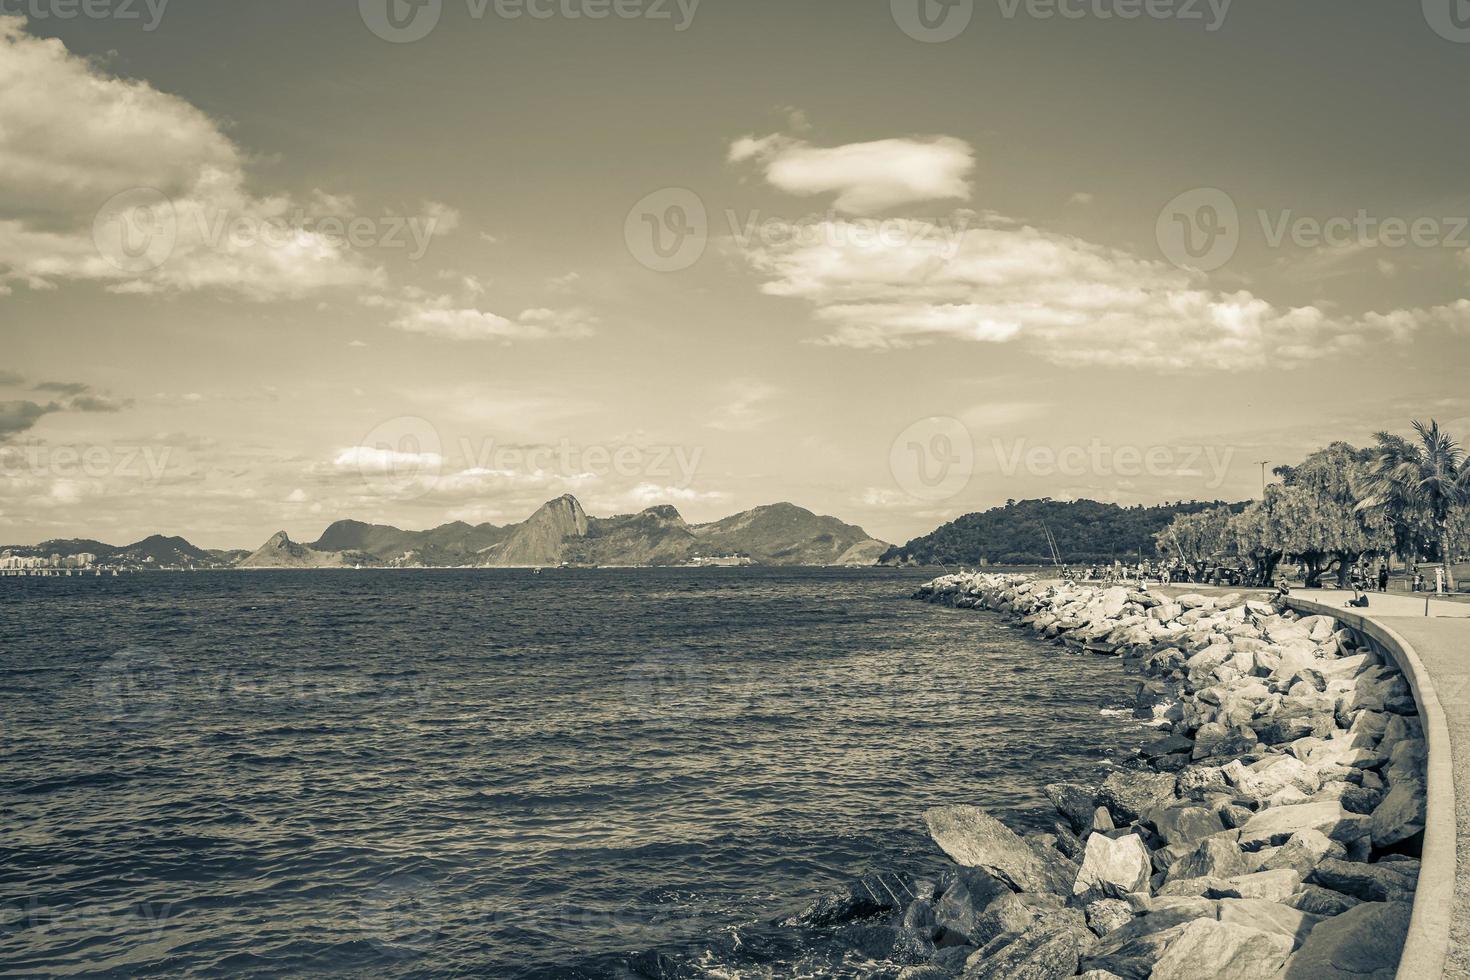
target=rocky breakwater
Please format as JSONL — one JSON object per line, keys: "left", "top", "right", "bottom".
{"left": 627, "top": 573, "right": 1429, "bottom": 979}
{"left": 822, "top": 572, "right": 1423, "bottom": 979}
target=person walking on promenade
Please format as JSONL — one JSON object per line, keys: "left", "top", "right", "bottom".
{"left": 1378, "top": 561, "right": 1390, "bottom": 592}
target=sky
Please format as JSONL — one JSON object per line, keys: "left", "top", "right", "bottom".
{"left": 3, "top": 0, "right": 1470, "bottom": 550}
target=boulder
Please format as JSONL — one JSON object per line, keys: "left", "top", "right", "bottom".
{"left": 1142, "top": 805, "right": 1224, "bottom": 847}
{"left": 1236, "top": 801, "right": 1370, "bottom": 851}
{"left": 934, "top": 867, "right": 1013, "bottom": 944}
{"left": 1079, "top": 906, "right": 1216, "bottom": 978}
{"left": 963, "top": 915, "right": 1095, "bottom": 980}
{"left": 1306, "top": 859, "right": 1418, "bottom": 903}
{"left": 1073, "top": 834, "right": 1153, "bottom": 898}
{"left": 1273, "top": 900, "right": 1411, "bottom": 979}
{"left": 1220, "top": 868, "right": 1301, "bottom": 903}
{"left": 1167, "top": 835, "right": 1248, "bottom": 882}
{"left": 1259, "top": 829, "right": 1336, "bottom": 879}
{"left": 1097, "top": 771, "right": 1177, "bottom": 824}
{"left": 1215, "top": 898, "right": 1321, "bottom": 949}
{"left": 1368, "top": 778, "right": 1425, "bottom": 849}
{"left": 925, "top": 806, "right": 1073, "bottom": 895}
{"left": 1286, "top": 885, "right": 1361, "bottom": 917}
{"left": 1045, "top": 782, "right": 1098, "bottom": 835}
{"left": 836, "top": 923, "right": 935, "bottom": 964}
{"left": 1148, "top": 918, "right": 1293, "bottom": 979}
{"left": 786, "top": 869, "right": 922, "bottom": 926}
{"left": 1084, "top": 898, "right": 1135, "bottom": 937}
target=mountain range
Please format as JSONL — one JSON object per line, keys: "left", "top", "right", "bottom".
{"left": 238, "top": 495, "right": 891, "bottom": 568}
{"left": 3, "top": 535, "right": 248, "bottom": 568}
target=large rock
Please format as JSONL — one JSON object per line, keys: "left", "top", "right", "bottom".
{"left": 836, "top": 922, "right": 935, "bottom": 964}
{"left": 1274, "top": 901, "right": 1411, "bottom": 978}
{"left": 964, "top": 915, "right": 1095, "bottom": 980}
{"left": 1237, "top": 802, "right": 1369, "bottom": 851}
{"left": 785, "top": 869, "right": 922, "bottom": 926}
{"left": 934, "top": 867, "right": 1013, "bottom": 944}
{"left": 964, "top": 891, "right": 1038, "bottom": 947}
{"left": 925, "top": 806, "right": 1073, "bottom": 895}
{"left": 1046, "top": 783, "right": 1098, "bottom": 835}
{"left": 1079, "top": 906, "right": 1216, "bottom": 978}
{"left": 1287, "top": 885, "right": 1361, "bottom": 917}
{"left": 1097, "top": 771, "right": 1177, "bottom": 824}
{"left": 1073, "top": 834, "right": 1152, "bottom": 898}
{"left": 1368, "top": 778, "right": 1425, "bottom": 849}
{"left": 1142, "top": 805, "right": 1224, "bottom": 847}
{"left": 1148, "top": 918, "right": 1293, "bottom": 979}
{"left": 1167, "top": 835, "right": 1248, "bottom": 882}
{"left": 1215, "top": 898, "right": 1321, "bottom": 949}
{"left": 1084, "top": 898, "right": 1135, "bottom": 937}
{"left": 1307, "top": 859, "right": 1418, "bottom": 903}
{"left": 1259, "top": 829, "right": 1336, "bottom": 879}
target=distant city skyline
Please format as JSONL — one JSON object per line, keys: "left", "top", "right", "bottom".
{"left": 4, "top": 2, "right": 1470, "bottom": 549}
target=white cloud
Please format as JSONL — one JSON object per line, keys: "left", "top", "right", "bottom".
{"left": 370, "top": 292, "right": 598, "bottom": 343}
{"left": 707, "top": 379, "right": 779, "bottom": 432}
{"left": 739, "top": 212, "right": 1466, "bottom": 369}
{"left": 334, "top": 445, "right": 444, "bottom": 472}
{"left": 1069, "top": 192, "right": 1094, "bottom": 206}
{"left": 729, "top": 134, "right": 974, "bottom": 215}
{"left": 0, "top": 16, "right": 382, "bottom": 299}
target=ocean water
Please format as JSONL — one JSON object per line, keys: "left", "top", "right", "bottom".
{"left": 0, "top": 568, "right": 1149, "bottom": 978}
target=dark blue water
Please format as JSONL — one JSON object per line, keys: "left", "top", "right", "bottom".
{"left": 0, "top": 568, "right": 1147, "bottom": 978}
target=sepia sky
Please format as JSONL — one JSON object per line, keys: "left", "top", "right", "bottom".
{"left": 3, "top": 0, "right": 1470, "bottom": 549}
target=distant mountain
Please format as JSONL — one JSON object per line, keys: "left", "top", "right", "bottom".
{"left": 5, "top": 535, "right": 240, "bottom": 568}
{"left": 881, "top": 498, "right": 1248, "bottom": 566}
{"left": 238, "top": 496, "right": 891, "bottom": 569}
{"left": 310, "top": 519, "right": 511, "bottom": 566}
{"left": 238, "top": 531, "right": 377, "bottom": 569}
{"left": 690, "top": 502, "right": 884, "bottom": 566}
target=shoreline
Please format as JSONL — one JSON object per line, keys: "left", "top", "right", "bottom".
{"left": 886, "top": 573, "right": 1428, "bottom": 978}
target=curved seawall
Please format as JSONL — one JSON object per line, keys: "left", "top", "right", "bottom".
{"left": 1287, "top": 595, "right": 1455, "bottom": 980}
{"left": 902, "top": 574, "right": 1430, "bottom": 978}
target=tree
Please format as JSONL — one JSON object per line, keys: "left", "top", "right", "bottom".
{"left": 1357, "top": 420, "right": 1470, "bottom": 591}
{"left": 1155, "top": 506, "right": 1235, "bottom": 577}
{"left": 1231, "top": 492, "right": 1286, "bottom": 586}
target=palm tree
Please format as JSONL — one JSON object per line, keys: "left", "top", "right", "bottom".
{"left": 1358, "top": 420, "right": 1470, "bottom": 591}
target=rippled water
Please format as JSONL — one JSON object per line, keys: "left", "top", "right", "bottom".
{"left": 1, "top": 568, "right": 1149, "bottom": 977}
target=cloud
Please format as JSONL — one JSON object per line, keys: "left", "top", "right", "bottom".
{"left": 33, "top": 381, "right": 89, "bottom": 396}
{"left": 729, "top": 134, "right": 974, "bottom": 215}
{"left": 0, "top": 16, "right": 382, "bottom": 299}
{"left": 707, "top": 379, "right": 779, "bottom": 432}
{"left": 0, "top": 370, "right": 25, "bottom": 386}
{"left": 380, "top": 293, "right": 598, "bottom": 342}
{"left": 0, "top": 400, "right": 54, "bottom": 439}
{"left": 738, "top": 211, "right": 1463, "bottom": 369}
{"left": 1068, "top": 192, "right": 1094, "bottom": 206}
{"left": 333, "top": 445, "right": 445, "bottom": 473}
